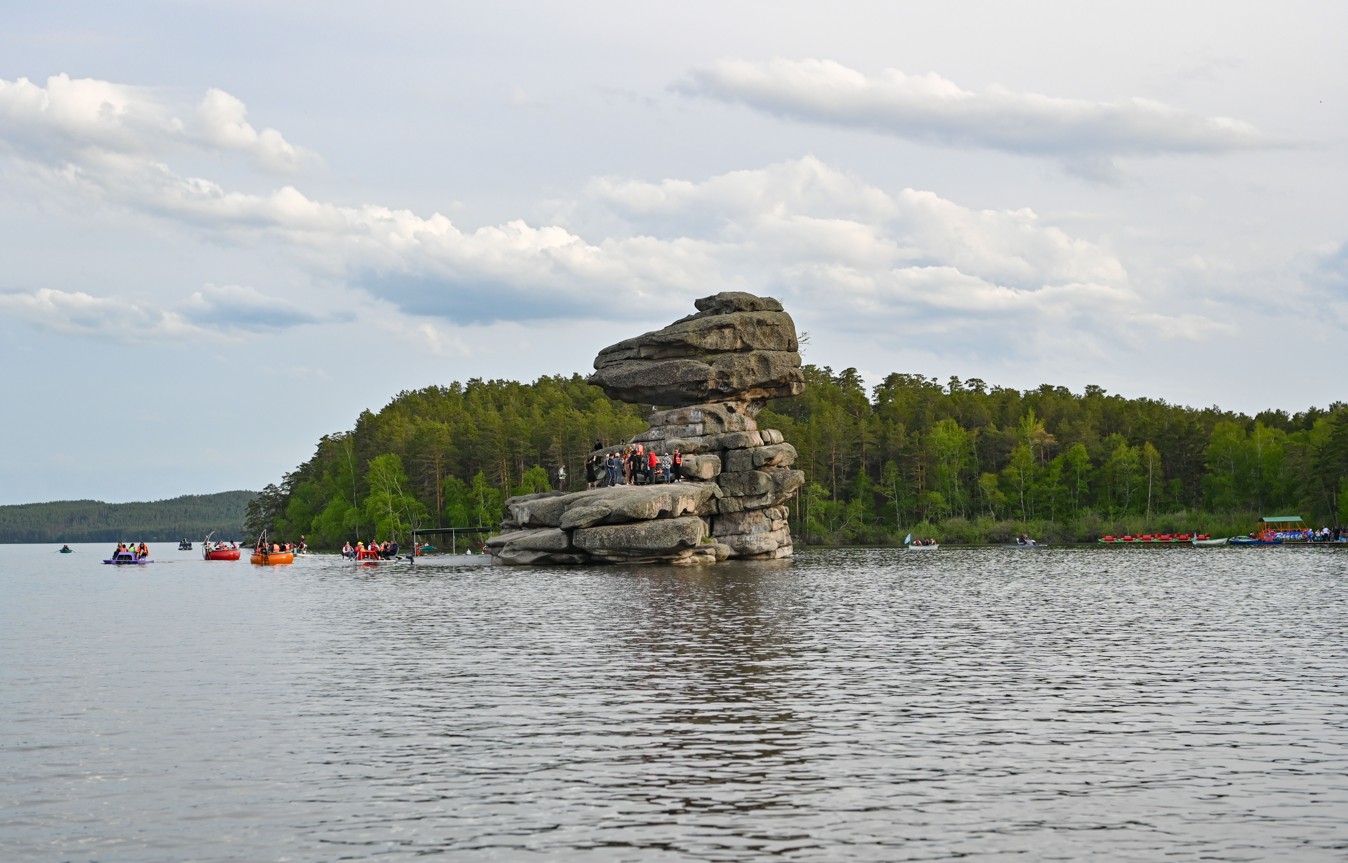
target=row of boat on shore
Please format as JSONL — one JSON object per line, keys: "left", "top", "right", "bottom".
{"left": 900, "top": 516, "right": 1346, "bottom": 550}
{"left": 1100, "top": 516, "right": 1344, "bottom": 546}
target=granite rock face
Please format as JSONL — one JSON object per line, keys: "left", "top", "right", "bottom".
{"left": 487, "top": 292, "right": 805, "bottom": 566}
{"left": 588, "top": 291, "right": 805, "bottom": 407}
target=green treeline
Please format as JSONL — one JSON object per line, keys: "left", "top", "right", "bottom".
{"left": 761, "top": 369, "right": 1347, "bottom": 544}
{"left": 254, "top": 376, "right": 650, "bottom": 545}
{"left": 0, "top": 491, "right": 256, "bottom": 543}
{"left": 253, "top": 370, "right": 1348, "bottom": 549}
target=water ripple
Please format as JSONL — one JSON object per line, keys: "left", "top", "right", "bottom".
{"left": 2, "top": 544, "right": 1346, "bottom": 860}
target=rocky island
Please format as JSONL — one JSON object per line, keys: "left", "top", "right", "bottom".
{"left": 485, "top": 291, "right": 806, "bottom": 565}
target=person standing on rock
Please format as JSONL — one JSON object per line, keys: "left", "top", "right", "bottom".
{"left": 672, "top": 449, "right": 683, "bottom": 481}
{"left": 557, "top": 464, "right": 567, "bottom": 490}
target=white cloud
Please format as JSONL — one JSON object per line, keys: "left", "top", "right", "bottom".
{"left": 674, "top": 59, "right": 1279, "bottom": 174}
{"left": 0, "top": 283, "right": 343, "bottom": 342}
{"left": 181, "top": 284, "right": 342, "bottom": 329}
{"left": 194, "top": 88, "right": 312, "bottom": 172}
{"left": 0, "top": 73, "right": 1305, "bottom": 372}
{"left": 0, "top": 288, "right": 202, "bottom": 343}
{"left": 0, "top": 74, "right": 313, "bottom": 174}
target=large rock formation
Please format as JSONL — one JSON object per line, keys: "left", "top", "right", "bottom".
{"left": 589, "top": 291, "right": 805, "bottom": 405}
{"left": 486, "top": 291, "right": 805, "bottom": 566}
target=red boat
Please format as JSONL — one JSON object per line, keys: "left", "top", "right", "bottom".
{"left": 203, "top": 532, "right": 241, "bottom": 561}
{"left": 1098, "top": 533, "right": 1210, "bottom": 544}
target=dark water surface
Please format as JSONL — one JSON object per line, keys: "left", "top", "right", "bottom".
{"left": 3, "top": 543, "right": 1346, "bottom": 861}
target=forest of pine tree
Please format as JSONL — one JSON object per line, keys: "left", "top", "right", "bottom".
{"left": 0, "top": 491, "right": 255, "bottom": 543}
{"left": 247, "top": 370, "right": 1348, "bottom": 549}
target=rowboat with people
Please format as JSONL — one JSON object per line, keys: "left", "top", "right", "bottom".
{"left": 250, "top": 531, "right": 295, "bottom": 565}
{"left": 904, "top": 534, "right": 939, "bottom": 551}
{"left": 251, "top": 547, "right": 294, "bottom": 565}
{"left": 104, "top": 543, "right": 152, "bottom": 565}
{"left": 202, "top": 531, "right": 241, "bottom": 561}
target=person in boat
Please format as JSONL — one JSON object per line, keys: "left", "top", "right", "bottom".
{"left": 1017, "top": 534, "right": 1036, "bottom": 546}
{"left": 61, "top": 544, "right": 71, "bottom": 552}
{"left": 137, "top": 542, "right": 149, "bottom": 559}
{"left": 342, "top": 541, "right": 354, "bottom": 559}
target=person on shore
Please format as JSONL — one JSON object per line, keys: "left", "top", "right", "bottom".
{"left": 671, "top": 449, "right": 683, "bottom": 481}
{"left": 557, "top": 464, "right": 567, "bottom": 490}
{"left": 647, "top": 448, "right": 659, "bottom": 482}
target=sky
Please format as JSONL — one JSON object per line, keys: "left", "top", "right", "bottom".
{"left": 2, "top": 1, "right": 1346, "bottom": 505}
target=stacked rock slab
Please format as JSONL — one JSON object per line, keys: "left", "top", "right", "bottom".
{"left": 486, "top": 292, "right": 806, "bottom": 565}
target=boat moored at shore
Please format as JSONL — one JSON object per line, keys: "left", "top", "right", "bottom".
{"left": 1099, "top": 533, "right": 1215, "bottom": 545}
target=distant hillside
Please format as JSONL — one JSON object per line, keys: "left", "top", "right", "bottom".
{"left": 0, "top": 491, "right": 256, "bottom": 543}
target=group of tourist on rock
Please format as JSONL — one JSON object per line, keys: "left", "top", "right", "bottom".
{"left": 581, "top": 441, "right": 683, "bottom": 489}
{"left": 341, "top": 540, "right": 400, "bottom": 560}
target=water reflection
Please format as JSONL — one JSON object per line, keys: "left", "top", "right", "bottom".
{"left": 3, "top": 545, "right": 1347, "bottom": 860}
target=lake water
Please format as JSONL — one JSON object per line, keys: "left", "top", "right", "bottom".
{"left": 2, "top": 542, "right": 1346, "bottom": 862}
